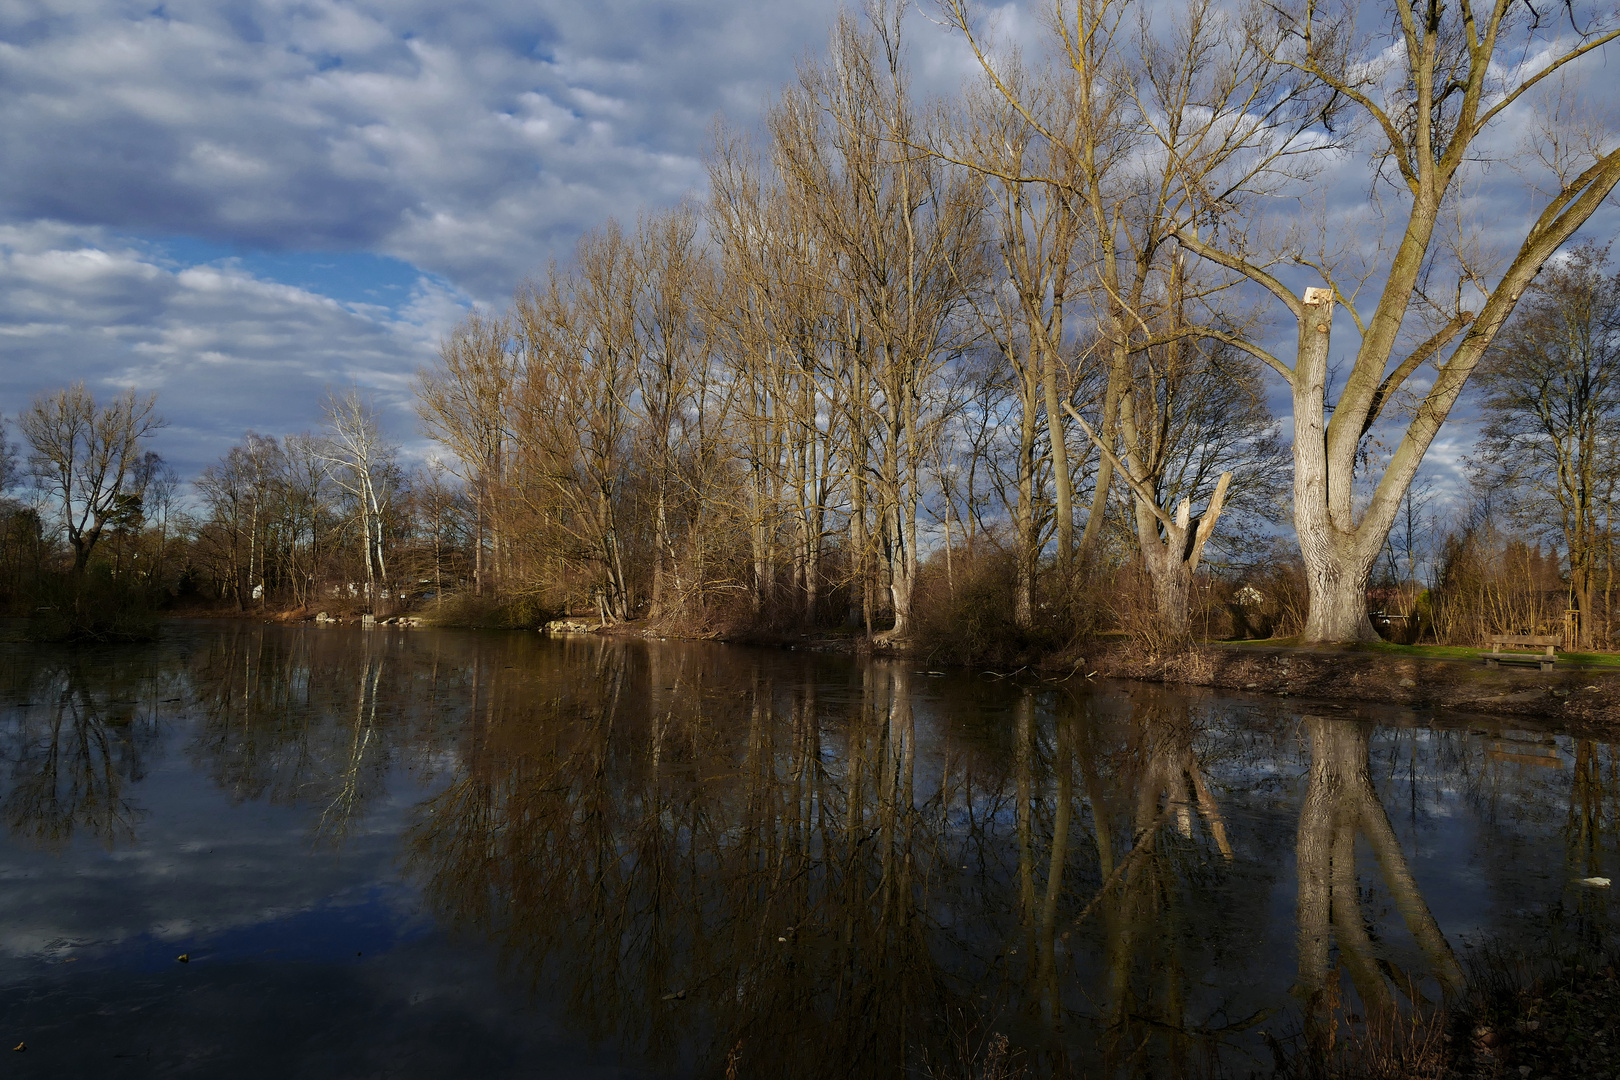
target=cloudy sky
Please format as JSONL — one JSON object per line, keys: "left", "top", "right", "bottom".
{"left": 0, "top": 0, "right": 1616, "bottom": 494}
{"left": 0, "top": 0, "right": 1000, "bottom": 477}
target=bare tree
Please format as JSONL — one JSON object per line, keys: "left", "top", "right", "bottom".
{"left": 1473, "top": 243, "right": 1620, "bottom": 646}
{"left": 20, "top": 382, "right": 164, "bottom": 572}
{"left": 955, "top": 67, "right": 1088, "bottom": 626}
{"left": 1165, "top": 0, "right": 1620, "bottom": 641}
{"left": 772, "top": 6, "right": 986, "bottom": 637}
{"left": 417, "top": 311, "right": 512, "bottom": 596}
{"left": 634, "top": 205, "right": 716, "bottom": 618}
{"left": 319, "top": 390, "right": 398, "bottom": 611}
{"left": 709, "top": 130, "right": 850, "bottom": 624}
{"left": 281, "top": 432, "right": 335, "bottom": 607}
{"left": 510, "top": 225, "right": 642, "bottom": 621}
{"left": 196, "top": 433, "right": 285, "bottom": 609}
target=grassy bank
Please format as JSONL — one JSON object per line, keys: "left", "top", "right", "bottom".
{"left": 1221, "top": 637, "right": 1620, "bottom": 670}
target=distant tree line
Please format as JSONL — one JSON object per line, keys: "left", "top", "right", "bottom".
{"left": 0, "top": 384, "right": 466, "bottom": 625}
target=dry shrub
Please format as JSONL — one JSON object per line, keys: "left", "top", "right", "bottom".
{"left": 1105, "top": 562, "right": 1191, "bottom": 656}
{"left": 912, "top": 550, "right": 1053, "bottom": 666}
{"left": 1328, "top": 1006, "right": 1451, "bottom": 1080}
{"left": 423, "top": 590, "right": 556, "bottom": 629}
{"left": 922, "top": 1012, "right": 1029, "bottom": 1080}
{"left": 1161, "top": 647, "right": 1216, "bottom": 684}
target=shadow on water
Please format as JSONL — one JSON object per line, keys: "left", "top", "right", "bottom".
{"left": 0, "top": 624, "right": 1614, "bottom": 1078}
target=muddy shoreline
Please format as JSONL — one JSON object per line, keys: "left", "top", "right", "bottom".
{"left": 1096, "top": 643, "right": 1620, "bottom": 733}
{"left": 206, "top": 610, "right": 1620, "bottom": 734}
{"left": 636, "top": 623, "right": 1620, "bottom": 733}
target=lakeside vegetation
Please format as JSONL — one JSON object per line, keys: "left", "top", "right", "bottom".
{"left": 3, "top": 1, "right": 1620, "bottom": 669}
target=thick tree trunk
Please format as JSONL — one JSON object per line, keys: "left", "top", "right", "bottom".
{"left": 1300, "top": 543, "right": 1380, "bottom": 643}
{"left": 1290, "top": 288, "right": 1380, "bottom": 644}
{"left": 1145, "top": 550, "right": 1193, "bottom": 641}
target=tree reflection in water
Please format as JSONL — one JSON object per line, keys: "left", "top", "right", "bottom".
{"left": 399, "top": 643, "right": 1317, "bottom": 1078}
{"left": 406, "top": 648, "right": 964, "bottom": 1077}
{"left": 0, "top": 650, "right": 164, "bottom": 849}
{"left": 184, "top": 625, "right": 467, "bottom": 841}
{"left": 1293, "top": 716, "right": 1463, "bottom": 1059}
{"left": 0, "top": 627, "right": 1609, "bottom": 1079}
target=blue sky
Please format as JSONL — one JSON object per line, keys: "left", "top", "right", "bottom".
{"left": 0, "top": 0, "right": 1616, "bottom": 504}
{"left": 0, "top": 0, "right": 916, "bottom": 477}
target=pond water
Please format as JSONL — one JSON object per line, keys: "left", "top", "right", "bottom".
{"left": 0, "top": 623, "right": 1614, "bottom": 1078}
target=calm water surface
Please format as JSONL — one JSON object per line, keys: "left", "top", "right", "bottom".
{"left": 0, "top": 623, "right": 1614, "bottom": 1078}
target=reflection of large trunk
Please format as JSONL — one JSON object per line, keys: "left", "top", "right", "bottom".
{"left": 1295, "top": 717, "right": 1461, "bottom": 1055}
{"left": 1101, "top": 704, "right": 1232, "bottom": 1065}
{"left": 1034, "top": 709, "right": 1072, "bottom": 1018}
{"left": 1015, "top": 690, "right": 1037, "bottom": 926}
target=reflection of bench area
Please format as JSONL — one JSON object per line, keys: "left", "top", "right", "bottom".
{"left": 1482, "top": 634, "right": 1560, "bottom": 671}
{"left": 1489, "top": 734, "right": 1563, "bottom": 768}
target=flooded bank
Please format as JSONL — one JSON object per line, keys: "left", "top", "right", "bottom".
{"left": 0, "top": 623, "right": 1613, "bottom": 1078}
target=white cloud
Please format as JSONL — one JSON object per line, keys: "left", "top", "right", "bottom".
{"left": 0, "top": 0, "right": 948, "bottom": 297}
{"left": 0, "top": 223, "right": 460, "bottom": 477}
{"left": 0, "top": 0, "right": 1002, "bottom": 473}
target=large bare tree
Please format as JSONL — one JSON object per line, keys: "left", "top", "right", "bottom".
{"left": 946, "top": 0, "right": 1620, "bottom": 643}
{"left": 1166, "top": 0, "right": 1620, "bottom": 641}
{"left": 20, "top": 382, "right": 164, "bottom": 573}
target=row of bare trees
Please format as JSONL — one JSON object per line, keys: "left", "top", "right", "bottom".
{"left": 418, "top": 5, "right": 1299, "bottom": 643}
{"left": 412, "top": 0, "right": 1620, "bottom": 647}
{"left": 0, "top": 383, "right": 469, "bottom": 617}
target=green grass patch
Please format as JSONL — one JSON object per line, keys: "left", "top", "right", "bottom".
{"left": 1554, "top": 650, "right": 1620, "bottom": 667}
{"left": 1211, "top": 636, "right": 1620, "bottom": 667}
{"left": 1347, "top": 640, "right": 1479, "bottom": 658}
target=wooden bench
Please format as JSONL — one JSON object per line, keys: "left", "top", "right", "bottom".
{"left": 1482, "top": 634, "right": 1560, "bottom": 671}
